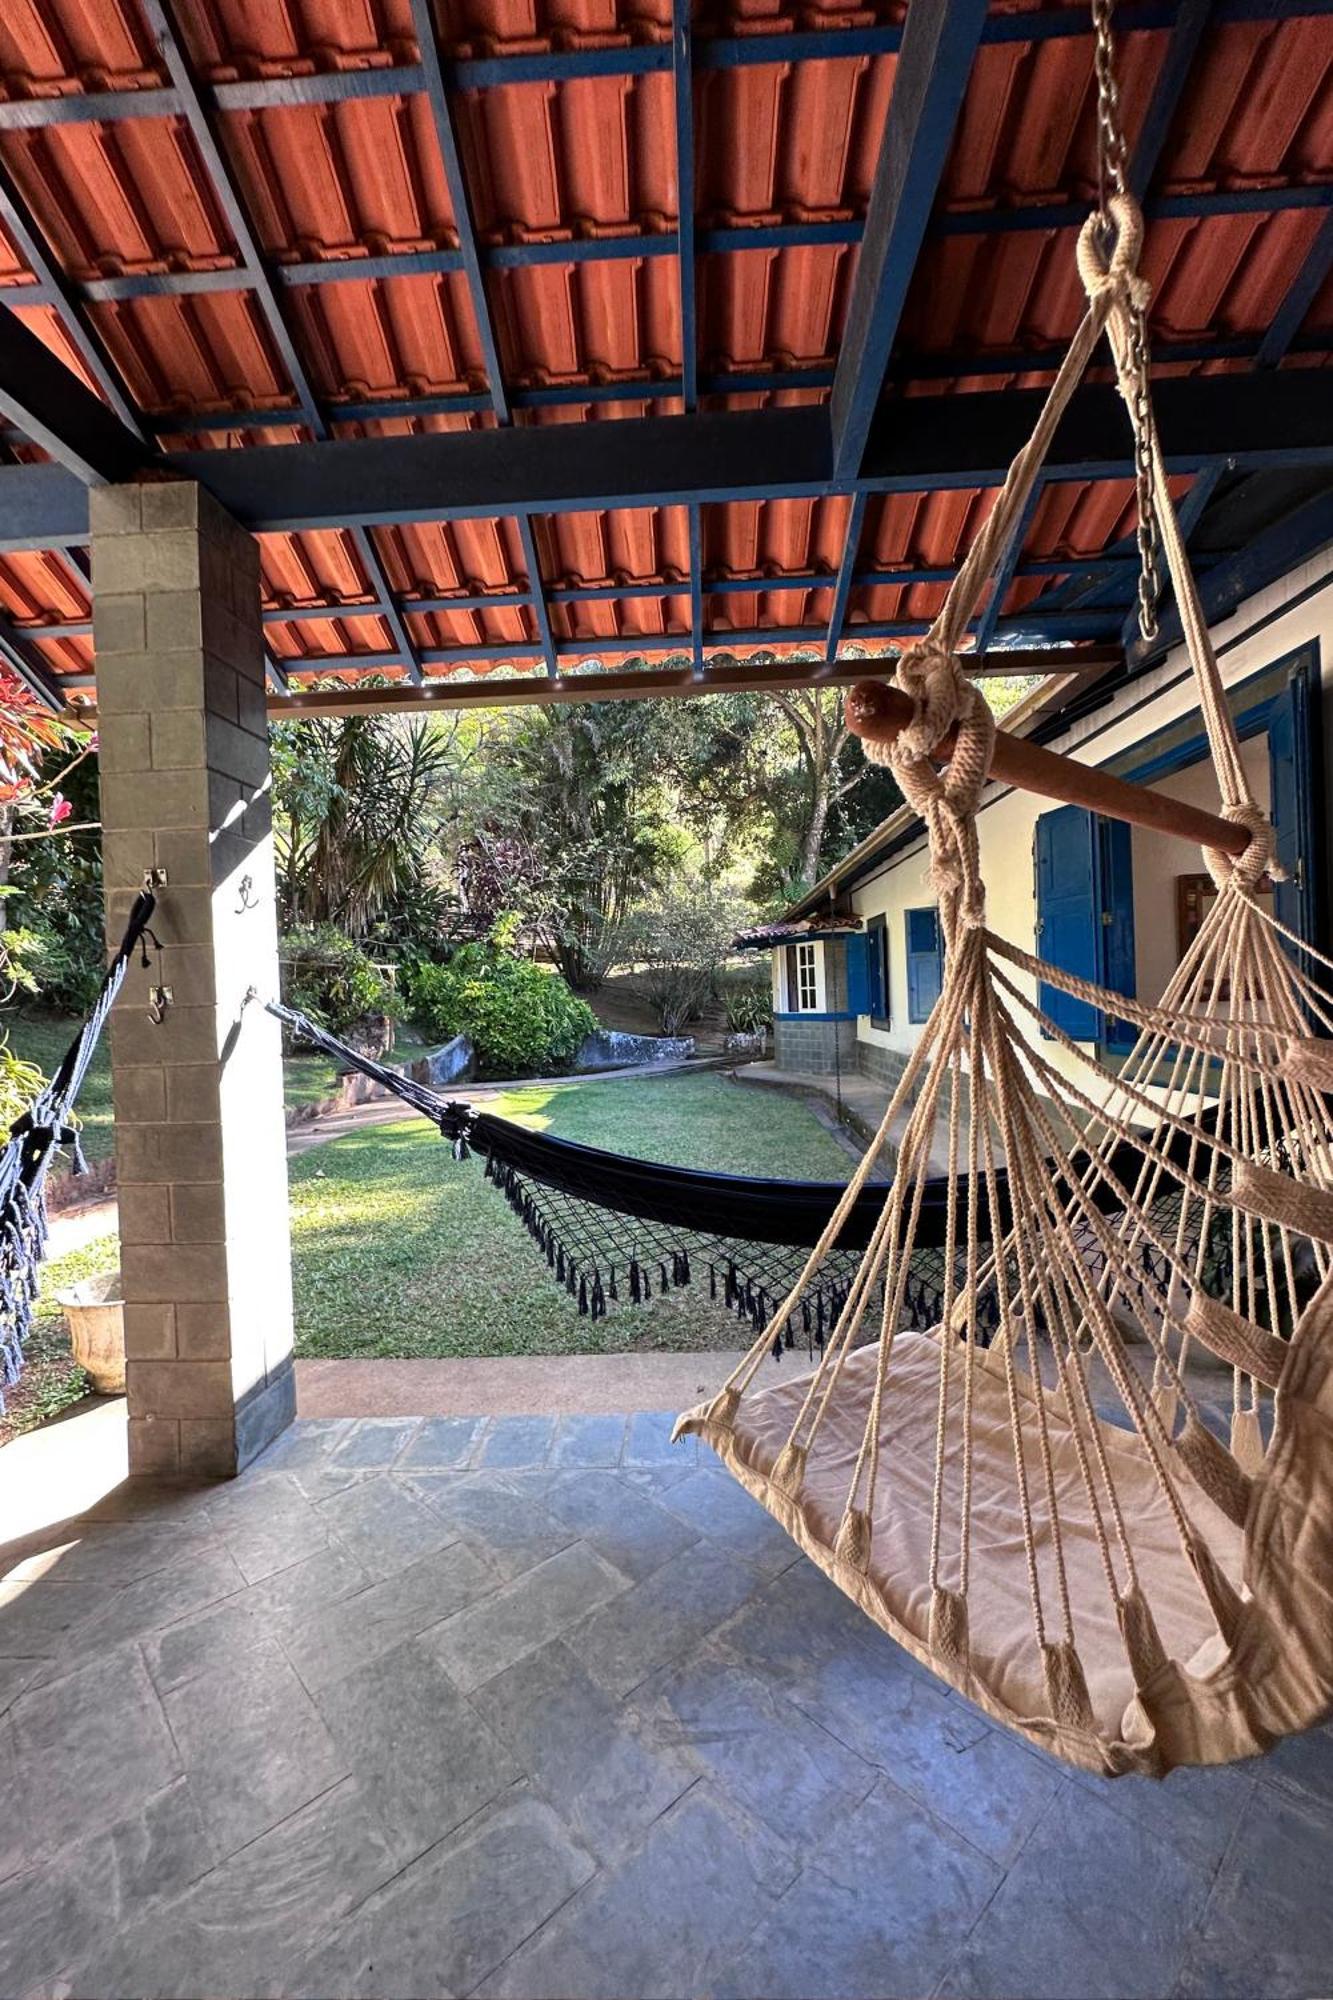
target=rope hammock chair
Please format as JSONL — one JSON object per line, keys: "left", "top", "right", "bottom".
{"left": 671, "top": 29, "right": 1333, "bottom": 1774}
{"left": 0, "top": 888, "right": 158, "bottom": 1406}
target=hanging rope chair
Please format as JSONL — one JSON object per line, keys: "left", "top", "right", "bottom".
{"left": 674, "top": 103, "right": 1333, "bottom": 1770}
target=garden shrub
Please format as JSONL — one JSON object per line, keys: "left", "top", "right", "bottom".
{"left": 720, "top": 973, "right": 773, "bottom": 1035}
{"left": 404, "top": 942, "right": 596, "bottom": 1079}
{"left": 280, "top": 925, "right": 397, "bottom": 1039}
{"left": 0, "top": 1036, "right": 43, "bottom": 1132}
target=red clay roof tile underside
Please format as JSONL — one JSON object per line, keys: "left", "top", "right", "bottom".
{"left": 0, "top": 2, "right": 1326, "bottom": 688}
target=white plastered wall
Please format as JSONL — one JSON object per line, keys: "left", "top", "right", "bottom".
{"left": 849, "top": 549, "right": 1333, "bottom": 1085}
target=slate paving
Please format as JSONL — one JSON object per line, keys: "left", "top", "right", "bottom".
{"left": 0, "top": 1411, "right": 1331, "bottom": 1998}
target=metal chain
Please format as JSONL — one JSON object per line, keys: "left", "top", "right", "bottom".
{"left": 1091, "top": 0, "right": 1162, "bottom": 642}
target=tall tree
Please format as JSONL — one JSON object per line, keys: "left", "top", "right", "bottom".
{"left": 468, "top": 702, "right": 676, "bottom": 989}
{"left": 272, "top": 711, "right": 460, "bottom": 941}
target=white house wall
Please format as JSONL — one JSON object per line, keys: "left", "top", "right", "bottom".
{"left": 849, "top": 548, "right": 1333, "bottom": 1088}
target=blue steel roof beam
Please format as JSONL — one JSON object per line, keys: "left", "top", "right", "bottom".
{"left": 407, "top": 0, "right": 509, "bottom": 425}
{"left": 1258, "top": 209, "right": 1333, "bottom": 366}
{"left": 0, "top": 2, "right": 1310, "bottom": 124}
{"left": 139, "top": 0, "right": 424, "bottom": 687}
{"left": 1126, "top": 0, "right": 1215, "bottom": 201}
{"left": 673, "top": 0, "right": 698, "bottom": 414}
{"left": 0, "top": 183, "right": 1319, "bottom": 315}
{"left": 0, "top": 303, "right": 148, "bottom": 484}
{"left": 516, "top": 515, "right": 557, "bottom": 679}
{"left": 1118, "top": 458, "right": 1228, "bottom": 651}
{"left": 973, "top": 478, "right": 1045, "bottom": 658}
{"left": 829, "top": 0, "right": 989, "bottom": 482}
{"left": 1129, "top": 482, "right": 1333, "bottom": 667}
{"left": 825, "top": 491, "right": 868, "bottom": 664}
{"left": 688, "top": 505, "right": 704, "bottom": 676}
{"left": 0, "top": 606, "right": 71, "bottom": 711}
{"left": 0, "top": 165, "right": 145, "bottom": 445}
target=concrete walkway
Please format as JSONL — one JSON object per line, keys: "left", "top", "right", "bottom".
{"left": 735, "top": 1058, "right": 959, "bottom": 1175}
{"left": 297, "top": 1349, "right": 749, "bottom": 1418}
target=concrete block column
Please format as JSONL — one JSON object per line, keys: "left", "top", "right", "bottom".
{"left": 92, "top": 481, "right": 294, "bottom": 1479}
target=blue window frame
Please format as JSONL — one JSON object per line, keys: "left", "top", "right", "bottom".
{"left": 905, "top": 907, "right": 943, "bottom": 1023}
{"left": 864, "top": 913, "right": 889, "bottom": 1026}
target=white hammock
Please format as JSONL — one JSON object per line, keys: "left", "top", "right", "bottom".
{"left": 675, "top": 193, "right": 1333, "bottom": 1778}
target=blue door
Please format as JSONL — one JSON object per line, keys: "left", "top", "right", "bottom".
{"left": 1034, "top": 804, "right": 1136, "bottom": 1042}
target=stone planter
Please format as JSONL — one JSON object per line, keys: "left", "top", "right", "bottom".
{"left": 57, "top": 1270, "right": 125, "bottom": 1394}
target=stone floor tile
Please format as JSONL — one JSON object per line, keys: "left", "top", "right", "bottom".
{"left": 0, "top": 1575, "right": 111, "bottom": 1664}
{"left": 576, "top": 1539, "right": 771, "bottom": 1699}
{"left": 785, "top": 1632, "right": 994, "bottom": 1824}
{"left": 945, "top": 1782, "right": 1210, "bottom": 2000}
{"left": 541, "top": 1470, "right": 699, "bottom": 1582}
{"left": 718, "top": 1558, "right": 935, "bottom": 1691}
{"left": 1173, "top": 1785, "right": 1333, "bottom": 1999}
{"left": 426, "top": 1541, "right": 630, "bottom": 1695}
{"left": 653, "top": 1466, "right": 803, "bottom": 1576}
{"left": 1259, "top": 1720, "right": 1333, "bottom": 1809}
{"left": 471, "top": 1638, "right": 695, "bottom": 1862}
{"left": 632, "top": 1647, "right": 877, "bottom": 1849}
{"left": 406, "top": 1474, "right": 577, "bottom": 1582}
{"left": 1071, "top": 1755, "right": 1260, "bottom": 1874}
{"left": 624, "top": 1411, "right": 696, "bottom": 1467}
{"left": 550, "top": 1414, "right": 628, "bottom": 1468}
{"left": 144, "top": 1542, "right": 369, "bottom": 1696}
{"left": 0, "top": 1654, "right": 45, "bottom": 1717}
{"left": 400, "top": 1416, "right": 484, "bottom": 1469}
{"left": 287, "top": 1789, "right": 594, "bottom": 2000}
{"left": 63, "top": 1777, "right": 398, "bottom": 2000}
{"left": 477, "top": 1416, "right": 558, "bottom": 1469}
{"left": 0, "top": 1778, "right": 213, "bottom": 1995}
{"left": 314, "top": 1633, "right": 520, "bottom": 1865}
{"left": 329, "top": 1418, "right": 422, "bottom": 1468}
{"left": 714, "top": 1777, "right": 1002, "bottom": 2000}
{"left": 10, "top": 1649, "right": 180, "bottom": 1860}
{"left": 317, "top": 1472, "right": 459, "bottom": 1577}
{"left": 2, "top": 1513, "right": 217, "bottom": 1589}
{"left": 251, "top": 1417, "right": 355, "bottom": 1471}
{"left": 210, "top": 1476, "right": 338, "bottom": 1585}
{"left": 164, "top": 1639, "right": 350, "bottom": 1861}
{"left": 281, "top": 1540, "right": 498, "bottom": 1693}
{"left": 901, "top": 1722, "right": 1063, "bottom": 1867}
{"left": 477, "top": 1783, "right": 795, "bottom": 2000}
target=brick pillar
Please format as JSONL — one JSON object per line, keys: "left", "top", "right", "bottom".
{"left": 92, "top": 481, "right": 294, "bottom": 1479}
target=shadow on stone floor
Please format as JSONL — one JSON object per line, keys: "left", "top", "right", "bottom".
{"left": 0, "top": 1407, "right": 1331, "bottom": 1999}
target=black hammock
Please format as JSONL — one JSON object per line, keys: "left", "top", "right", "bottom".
{"left": 0, "top": 888, "right": 158, "bottom": 1404}
{"left": 266, "top": 1001, "right": 1232, "bottom": 1360}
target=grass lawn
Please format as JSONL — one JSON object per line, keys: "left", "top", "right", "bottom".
{"left": 37, "top": 1072, "right": 856, "bottom": 1364}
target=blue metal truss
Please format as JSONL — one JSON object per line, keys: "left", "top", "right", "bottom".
{"left": 830, "top": 0, "right": 991, "bottom": 482}
{"left": 825, "top": 493, "right": 868, "bottom": 664}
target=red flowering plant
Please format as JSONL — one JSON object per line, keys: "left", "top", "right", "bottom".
{"left": 0, "top": 668, "right": 97, "bottom": 1008}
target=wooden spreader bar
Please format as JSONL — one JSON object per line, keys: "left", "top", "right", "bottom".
{"left": 845, "top": 680, "right": 1251, "bottom": 861}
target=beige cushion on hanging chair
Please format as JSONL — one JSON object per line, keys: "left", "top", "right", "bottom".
{"left": 678, "top": 1269, "right": 1333, "bottom": 1776}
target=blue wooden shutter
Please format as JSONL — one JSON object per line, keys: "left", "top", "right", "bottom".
{"left": 1035, "top": 804, "right": 1136, "bottom": 1042}
{"left": 1268, "top": 658, "right": 1318, "bottom": 950}
{"left": 1035, "top": 805, "right": 1104, "bottom": 1040}
{"left": 845, "top": 933, "right": 871, "bottom": 1015}
{"left": 905, "top": 907, "right": 943, "bottom": 1023}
